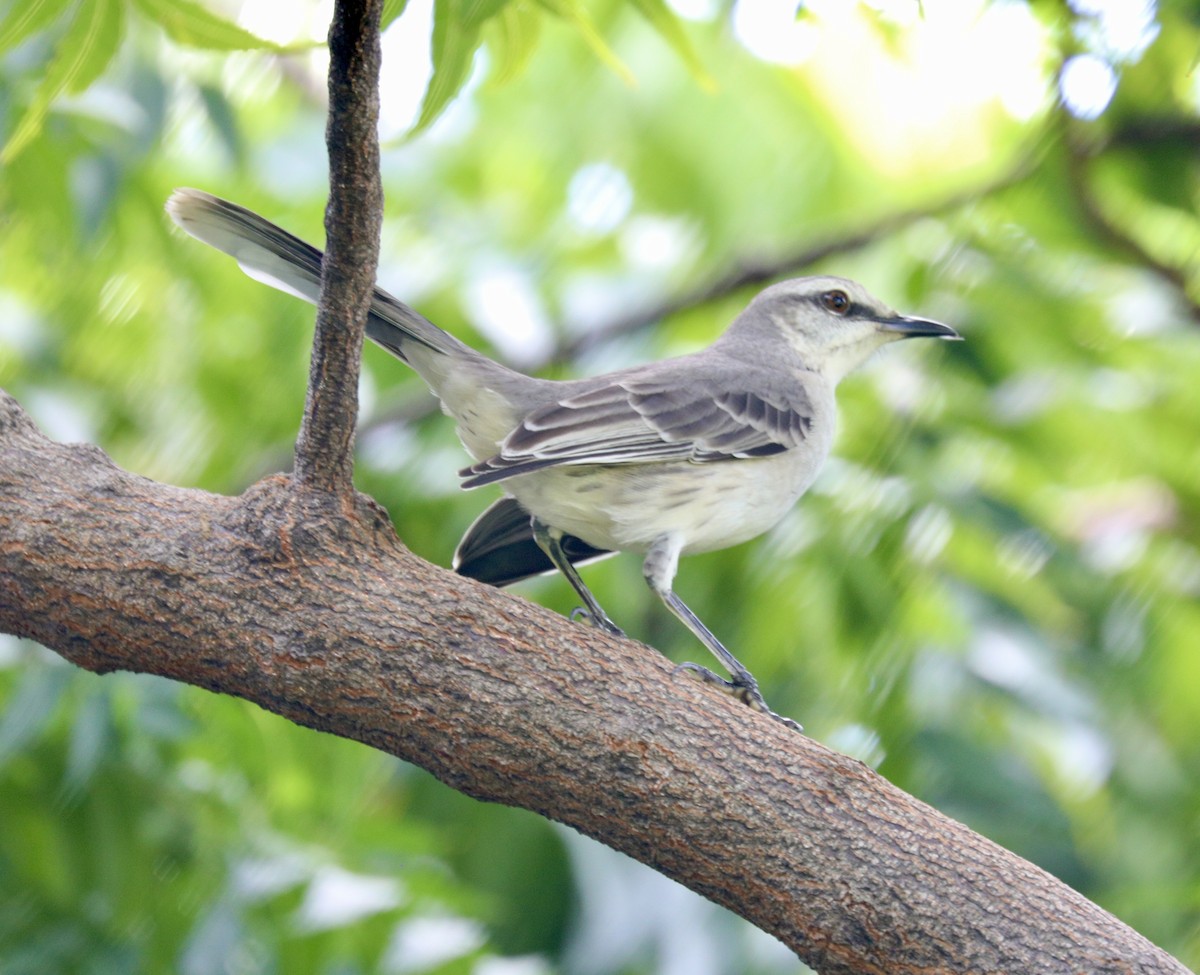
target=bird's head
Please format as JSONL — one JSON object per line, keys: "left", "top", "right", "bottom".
{"left": 726, "top": 275, "right": 959, "bottom": 384}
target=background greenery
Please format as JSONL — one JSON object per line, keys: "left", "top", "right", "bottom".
{"left": 2, "top": 0, "right": 1198, "bottom": 972}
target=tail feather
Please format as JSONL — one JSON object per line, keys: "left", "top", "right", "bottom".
{"left": 166, "top": 189, "right": 468, "bottom": 363}
{"left": 453, "top": 496, "right": 613, "bottom": 587}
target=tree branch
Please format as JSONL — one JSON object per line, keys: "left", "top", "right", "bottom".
{"left": 293, "top": 0, "right": 385, "bottom": 495}
{"left": 324, "top": 157, "right": 1041, "bottom": 477}
{"left": 0, "top": 390, "right": 1188, "bottom": 975}
{"left": 3, "top": 4, "right": 1194, "bottom": 970}
{"left": 561, "top": 158, "right": 1040, "bottom": 360}
{"left": 1058, "top": 114, "right": 1200, "bottom": 324}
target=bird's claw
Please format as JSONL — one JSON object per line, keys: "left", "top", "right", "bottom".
{"left": 570, "top": 606, "right": 625, "bottom": 638}
{"left": 673, "top": 662, "right": 802, "bottom": 732}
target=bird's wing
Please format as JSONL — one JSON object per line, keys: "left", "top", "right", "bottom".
{"left": 460, "top": 370, "right": 814, "bottom": 488}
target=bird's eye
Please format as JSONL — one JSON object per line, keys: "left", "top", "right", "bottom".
{"left": 821, "top": 290, "right": 851, "bottom": 315}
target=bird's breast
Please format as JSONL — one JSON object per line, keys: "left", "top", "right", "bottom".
{"left": 504, "top": 435, "right": 833, "bottom": 556}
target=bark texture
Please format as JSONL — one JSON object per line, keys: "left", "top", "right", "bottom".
{"left": 293, "top": 0, "right": 384, "bottom": 495}
{"left": 0, "top": 390, "right": 1189, "bottom": 975}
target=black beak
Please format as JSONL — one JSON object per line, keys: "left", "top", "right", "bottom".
{"left": 879, "top": 315, "right": 961, "bottom": 340}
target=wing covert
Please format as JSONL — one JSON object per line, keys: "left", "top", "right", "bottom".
{"left": 460, "top": 372, "right": 814, "bottom": 488}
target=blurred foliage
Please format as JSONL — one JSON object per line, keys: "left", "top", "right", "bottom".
{"left": 2, "top": 0, "right": 1200, "bottom": 972}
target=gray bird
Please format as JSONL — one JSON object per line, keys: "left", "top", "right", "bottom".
{"left": 167, "top": 189, "right": 959, "bottom": 729}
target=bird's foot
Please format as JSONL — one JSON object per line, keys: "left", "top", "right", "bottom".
{"left": 569, "top": 606, "right": 625, "bottom": 638}
{"left": 674, "top": 662, "right": 802, "bottom": 732}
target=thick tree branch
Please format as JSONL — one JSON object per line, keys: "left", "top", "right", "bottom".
{"left": 0, "top": 390, "right": 1188, "bottom": 975}
{"left": 4, "top": 3, "right": 1194, "bottom": 970}
{"left": 293, "top": 0, "right": 384, "bottom": 495}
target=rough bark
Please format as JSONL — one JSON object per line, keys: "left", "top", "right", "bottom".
{"left": 0, "top": 390, "right": 1189, "bottom": 975}
{"left": 1, "top": 1, "right": 1193, "bottom": 972}
{"left": 293, "top": 0, "right": 384, "bottom": 494}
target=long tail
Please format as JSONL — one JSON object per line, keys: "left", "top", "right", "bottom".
{"left": 166, "top": 189, "right": 473, "bottom": 364}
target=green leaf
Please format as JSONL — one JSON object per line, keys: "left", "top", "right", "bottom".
{"left": 382, "top": 0, "right": 412, "bottom": 32}
{"left": 535, "top": 0, "right": 633, "bottom": 85}
{"left": 0, "top": 0, "right": 74, "bottom": 54}
{"left": 60, "top": 0, "right": 122, "bottom": 94}
{"left": 130, "top": 0, "right": 291, "bottom": 51}
{"left": 197, "top": 81, "right": 245, "bottom": 167}
{"left": 628, "top": 0, "right": 714, "bottom": 91}
{"left": 483, "top": 0, "right": 542, "bottom": 85}
{"left": 411, "top": 0, "right": 512, "bottom": 135}
{"left": 1, "top": 0, "right": 125, "bottom": 164}
{"left": 412, "top": 0, "right": 638, "bottom": 133}
{"left": 465, "top": 0, "right": 515, "bottom": 23}
{"left": 66, "top": 687, "right": 113, "bottom": 788}
{"left": 0, "top": 665, "right": 71, "bottom": 765}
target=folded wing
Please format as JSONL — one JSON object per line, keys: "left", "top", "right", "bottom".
{"left": 460, "top": 370, "right": 814, "bottom": 488}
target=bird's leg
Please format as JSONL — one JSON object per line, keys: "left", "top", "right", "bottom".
{"left": 531, "top": 518, "right": 625, "bottom": 637}
{"left": 643, "top": 537, "right": 801, "bottom": 732}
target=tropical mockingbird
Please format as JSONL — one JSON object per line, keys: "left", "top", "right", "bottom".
{"left": 167, "top": 189, "right": 959, "bottom": 729}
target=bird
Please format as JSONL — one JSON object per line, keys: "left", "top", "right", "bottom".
{"left": 167, "top": 188, "right": 960, "bottom": 729}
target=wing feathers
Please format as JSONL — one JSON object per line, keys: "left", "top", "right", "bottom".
{"left": 460, "top": 370, "right": 814, "bottom": 488}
